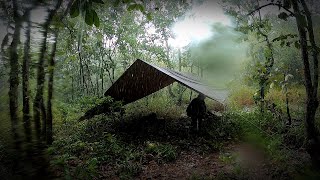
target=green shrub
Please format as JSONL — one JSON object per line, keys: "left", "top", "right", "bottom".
{"left": 203, "top": 114, "right": 242, "bottom": 141}
{"left": 225, "top": 110, "right": 289, "bottom": 162}
{"left": 227, "top": 86, "right": 255, "bottom": 109}
{"left": 117, "top": 161, "right": 142, "bottom": 180}
{"left": 73, "top": 158, "right": 98, "bottom": 180}
{"left": 219, "top": 152, "right": 237, "bottom": 164}
{"left": 145, "top": 141, "right": 177, "bottom": 162}
{"left": 125, "top": 90, "right": 184, "bottom": 119}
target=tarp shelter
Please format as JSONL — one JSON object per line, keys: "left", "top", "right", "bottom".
{"left": 104, "top": 59, "right": 228, "bottom": 105}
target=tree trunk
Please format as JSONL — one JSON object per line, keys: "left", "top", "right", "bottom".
{"left": 34, "top": 0, "right": 62, "bottom": 141}
{"left": 255, "top": 0, "right": 275, "bottom": 113}
{"left": 71, "top": 76, "right": 74, "bottom": 100}
{"left": 189, "top": 64, "right": 193, "bottom": 101}
{"left": 9, "top": 0, "right": 21, "bottom": 149}
{"left": 284, "top": 74, "right": 292, "bottom": 125}
{"left": 85, "top": 61, "right": 94, "bottom": 95}
{"left": 96, "top": 72, "right": 99, "bottom": 95}
{"left": 46, "top": 30, "right": 58, "bottom": 145}
{"left": 78, "top": 51, "right": 87, "bottom": 94}
{"left": 177, "top": 49, "right": 185, "bottom": 106}
{"left": 22, "top": 11, "right": 32, "bottom": 142}
{"left": 101, "top": 68, "right": 104, "bottom": 95}
{"left": 34, "top": 23, "right": 49, "bottom": 141}
{"left": 285, "top": 89, "right": 292, "bottom": 125}
{"left": 292, "top": 0, "right": 320, "bottom": 167}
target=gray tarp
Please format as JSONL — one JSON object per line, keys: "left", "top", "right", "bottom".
{"left": 104, "top": 59, "right": 228, "bottom": 104}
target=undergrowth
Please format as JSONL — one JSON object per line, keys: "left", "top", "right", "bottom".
{"left": 48, "top": 87, "right": 320, "bottom": 179}
{"left": 224, "top": 109, "right": 320, "bottom": 179}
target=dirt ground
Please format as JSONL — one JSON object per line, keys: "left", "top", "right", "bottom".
{"left": 136, "top": 143, "right": 272, "bottom": 180}
{"left": 98, "top": 142, "right": 276, "bottom": 180}
{"left": 97, "top": 114, "right": 286, "bottom": 180}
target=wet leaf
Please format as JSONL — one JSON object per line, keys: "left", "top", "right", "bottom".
{"left": 278, "top": 12, "right": 289, "bottom": 21}
{"left": 127, "top": 4, "right": 144, "bottom": 12}
{"left": 70, "top": 0, "right": 80, "bottom": 18}
{"left": 294, "top": 41, "right": 300, "bottom": 49}
{"left": 92, "top": 10, "right": 100, "bottom": 27}
{"left": 85, "top": 9, "right": 94, "bottom": 26}
{"left": 146, "top": 12, "right": 152, "bottom": 21}
{"left": 91, "top": 0, "right": 104, "bottom": 4}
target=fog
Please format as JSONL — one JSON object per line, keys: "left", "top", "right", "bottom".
{"left": 190, "top": 23, "right": 248, "bottom": 88}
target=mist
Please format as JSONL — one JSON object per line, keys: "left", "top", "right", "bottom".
{"left": 190, "top": 23, "right": 248, "bottom": 88}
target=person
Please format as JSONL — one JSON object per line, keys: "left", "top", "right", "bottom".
{"left": 186, "top": 93, "right": 207, "bottom": 132}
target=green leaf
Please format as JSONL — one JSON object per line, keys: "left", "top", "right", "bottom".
{"left": 92, "top": 10, "right": 100, "bottom": 27}
{"left": 136, "top": 4, "right": 144, "bottom": 12}
{"left": 91, "top": 0, "right": 104, "bottom": 4}
{"left": 85, "top": 9, "right": 94, "bottom": 26}
{"left": 70, "top": 0, "right": 79, "bottom": 18}
{"left": 114, "top": 0, "right": 120, "bottom": 6}
{"left": 294, "top": 41, "right": 300, "bottom": 49}
{"left": 127, "top": 4, "right": 137, "bottom": 11}
{"left": 146, "top": 12, "right": 152, "bottom": 21}
{"left": 286, "top": 42, "right": 291, "bottom": 47}
{"left": 272, "top": 34, "right": 297, "bottom": 42}
{"left": 264, "top": 48, "right": 272, "bottom": 59}
{"left": 127, "top": 3, "right": 145, "bottom": 12}
{"left": 278, "top": 12, "right": 289, "bottom": 21}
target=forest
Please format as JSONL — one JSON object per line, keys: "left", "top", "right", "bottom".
{"left": 0, "top": 0, "right": 320, "bottom": 179}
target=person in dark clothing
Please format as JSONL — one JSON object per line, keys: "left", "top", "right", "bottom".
{"left": 186, "top": 93, "right": 207, "bottom": 132}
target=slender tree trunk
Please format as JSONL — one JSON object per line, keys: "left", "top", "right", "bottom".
{"left": 177, "top": 49, "right": 184, "bottom": 106}
{"left": 292, "top": 0, "right": 320, "bottom": 167}
{"left": 190, "top": 64, "right": 193, "bottom": 101}
{"left": 22, "top": 11, "right": 32, "bottom": 142}
{"left": 46, "top": 30, "right": 58, "bottom": 145}
{"left": 34, "top": 0, "right": 62, "bottom": 141}
{"left": 112, "top": 67, "right": 115, "bottom": 83}
{"left": 285, "top": 92, "right": 291, "bottom": 125}
{"left": 85, "top": 62, "right": 94, "bottom": 94}
{"left": 255, "top": 0, "right": 275, "bottom": 112}
{"left": 101, "top": 68, "right": 104, "bottom": 95}
{"left": 283, "top": 74, "right": 292, "bottom": 125}
{"left": 34, "top": 23, "right": 49, "bottom": 141}
{"left": 9, "top": 0, "right": 21, "bottom": 149}
{"left": 301, "top": 0, "right": 320, "bottom": 167}
{"left": 96, "top": 72, "right": 99, "bottom": 95}
{"left": 71, "top": 76, "right": 74, "bottom": 100}
{"left": 78, "top": 52, "right": 87, "bottom": 94}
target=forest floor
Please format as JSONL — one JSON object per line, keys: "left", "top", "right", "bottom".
{"left": 2, "top": 112, "right": 312, "bottom": 180}
{"left": 98, "top": 139, "right": 283, "bottom": 180}
{"left": 136, "top": 143, "right": 271, "bottom": 180}
{"left": 3, "top": 108, "right": 310, "bottom": 180}
{"left": 93, "top": 114, "right": 302, "bottom": 180}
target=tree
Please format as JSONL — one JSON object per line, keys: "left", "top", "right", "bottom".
{"left": 34, "top": 0, "right": 63, "bottom": 141}
{"left": 225, "top": 0, "right": 320, "bottom": 167}
{"left": 46, "top": 29, "right": 58, "bottom": 144}
{"left": 8, "top": 0, "right": 22, "bottom": 149}
{"left": 22, "top": 9, "right": 32, "bottom": 143}
{"left": 291, "top": 0, "right": 320, "bottom": 167}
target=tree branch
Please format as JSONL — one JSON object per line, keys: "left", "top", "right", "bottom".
{"left": 247, "top": 3, "right": 294, "bottom": 16}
